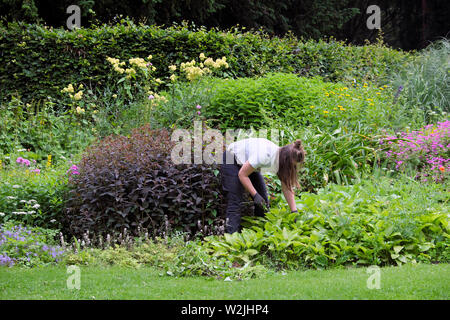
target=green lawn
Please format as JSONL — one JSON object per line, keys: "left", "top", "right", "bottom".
{"left": 0, "top": 263, "right": 449, "bottom": 300}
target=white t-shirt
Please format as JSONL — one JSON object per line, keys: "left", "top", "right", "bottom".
{"left": 226, "top": 138, "right": 280, "bottom": 174}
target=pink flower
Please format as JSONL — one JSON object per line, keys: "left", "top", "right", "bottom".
{"left": 16, "top": 157, "right": 30, "bottom": 166}
{"left": 197, "top": 111, "right": 201, "bottom": 115}
{"left": 67, "top": 165, "right": 80, "bottom": 176}
{"left": 148, "top": 95, "right": 154, "bottom": 100}
{"left": 196, "top": 105, "right": 202, "bottom": 109}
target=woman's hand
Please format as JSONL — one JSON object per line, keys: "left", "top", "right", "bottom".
{"left": 281, "top": 181, "right": 297, "bottom": 212}
{"left": 253, "top": 192, "right": 269, "bottom": 211}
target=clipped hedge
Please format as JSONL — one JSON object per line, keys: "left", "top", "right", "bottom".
{"left": 0, "top": 20, "right": 411, "bottom": 103}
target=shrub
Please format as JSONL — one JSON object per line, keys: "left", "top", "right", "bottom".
{"left": 189, "top": 73, "right": 403, "bottom": 131}
{"left": 0, "top": 20, "right": 411, "bottom": 104}
{"left": 64, "top": 124, "right": 233, "bottom": 238}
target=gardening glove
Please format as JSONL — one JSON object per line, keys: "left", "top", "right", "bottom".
{"left": 253, "top": 193, "right": 269, "bottom": 211}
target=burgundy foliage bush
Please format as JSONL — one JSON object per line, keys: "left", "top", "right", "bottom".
{"left": 64, "top": 124, "right": 240, "bottom": 238}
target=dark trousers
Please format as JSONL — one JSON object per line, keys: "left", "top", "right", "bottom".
{"left": 221, "top": 151, "right": 269, "bottom": 234}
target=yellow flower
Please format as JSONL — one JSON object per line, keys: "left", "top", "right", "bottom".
{"left": 310, "top": 106, "right": 315, "bottom": 109}
{"left": 112, "top": 94, "right": 117, "bottom": 99}
{"left": 323, "top": 110, "right": 329, "bottom": 114}
{"left": 199, "top": 53, "right": 206, "bottom": 60}
{"left": 203, "top": 58, "right": 215, "bottom": 67}
{"left": 73, "top": 91, "right": 83, "bottom": 101}
{"left": 106, "top": 57, "right": 120, "bottom": 65}
{"left": 129, "top": 57, "right": 147, "bottom": 69}
{"left": 61, "top": 83, "right": 75, "bottom": 94}
{"left": 114, "top": 65, "right": 125, "bottom": 74}
{"left": 169, "top": 65, "right": 177, "bottom": 71}
{"left": 76, "top": 106, "right": 85, "bottom": 114}
{"left": 46, "top": 155, "right": 52, "bottom": 168}
{"left": 170, "top": 74, "right": 177, "bottom": 82}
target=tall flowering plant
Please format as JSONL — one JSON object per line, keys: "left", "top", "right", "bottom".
{"left": 379, "top": 120, "right": 449, "bottom": 182}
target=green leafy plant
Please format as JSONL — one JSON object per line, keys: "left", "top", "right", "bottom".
{"left": 192, "top": 177, "right": 449, "bottom": 271}
{"left": 0, "top": 161, "right": 70, "bottom": 229}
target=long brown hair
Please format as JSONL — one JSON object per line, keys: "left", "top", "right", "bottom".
{"left": 277, "top": 139, "right": 305, "bottom": 190}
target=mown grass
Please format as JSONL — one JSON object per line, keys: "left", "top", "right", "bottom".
{"left": 0, "top": 263, "right": 448, "bottom": 300}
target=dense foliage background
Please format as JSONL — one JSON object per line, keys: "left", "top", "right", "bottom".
{"left": 0, "top": 3, "right": 448, "bottom": 276}
{"left": 0, "top": 19, "right": 410, "bottom": 103}
{"left": 0, "top": 0, "right": 448, "bottom": 50}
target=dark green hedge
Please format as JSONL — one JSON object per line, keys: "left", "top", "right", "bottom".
{"left": 0, "top": 20, "right": 411, "bottom": 103}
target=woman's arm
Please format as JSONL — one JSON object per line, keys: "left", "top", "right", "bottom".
{"left": 281, "top": 182, "right": 297, "bottom": 212}
{"left": 238, "top": 161, "right": 257, "bottom": 196}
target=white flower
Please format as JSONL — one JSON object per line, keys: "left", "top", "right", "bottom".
{"left": 32, "top": 204, "right": 41, "bottom": 209}
{"left": 6, "top": 196, "right": 17, "bottom": 200}
{"left": 0, "top": 212, "right": 5, "bottom": 217}
{"left": 12, "top": 185, "right": 21, "bottom": 189}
